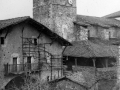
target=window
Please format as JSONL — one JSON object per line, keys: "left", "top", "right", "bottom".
{"left": 109, "top": 30, "right": 115, "bottom": 39}
{"left": 104, "top": 29, "right": 109, "bottom": 40}
{"left": 34, "top": 38, "right": 37, "bottom": 45}
{"left": 1, "top": 37, "right": 5, "bottom": 45}
{"left": 13, "top": 57, "right": 17, "bottom": 65}
{"left": 32, "top": 37, "right": 37, "bottom": 45}
{"left": 104, "top": 29, "right": 115, "bottom": 40}
{"left": 46, "top": 53, "right": 51, "bottom": 63}
{"left": 13, "top": 57, "right": 17, "bottom": 72}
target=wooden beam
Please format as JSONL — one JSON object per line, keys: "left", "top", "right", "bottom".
{"left": 75, "top": 58, "right": 77, "bottom": 67}
{"left": 105, "top": 58, "right": 108, "bottom": 68}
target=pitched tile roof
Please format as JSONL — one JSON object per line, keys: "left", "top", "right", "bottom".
{"left": 50, "top": 71, "right": 96, "bottom": 88}
{"left": 0, "top": 16, "right": 30, "bottom": 30}
{"left": 0, "top": 16, "right": 71, "bottom": 46}
{"left": 103, "top": 11, "right": 120, "bottom": 18}
{"left": 89, "top": 37, "right": 120, "bottom": 45}
{"left": 74, "top": 21, "right": 90, "bottom": 27}
{"left": 63, "top": 40, "right": 118, "bottom": 58}
{"left": 49, "top": 76, "right": 88, "bottom": 89}
{"left": 76, "top": 15, "right": 120, "bottom": 27}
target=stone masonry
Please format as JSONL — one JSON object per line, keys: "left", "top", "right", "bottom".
{"left": 33, "top": 0, "right": 77, "bottom": 41}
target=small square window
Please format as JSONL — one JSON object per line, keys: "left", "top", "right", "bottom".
{"left": 32, "top": 37, "right": 37, "bottom": 45}
{"left": 1, "top": 37, "right": 5, "bottom": 45}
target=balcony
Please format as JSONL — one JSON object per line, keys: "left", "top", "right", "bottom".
{"left": 4, "top": 63, "right": 41, "bottom": 75}
{"left": 4, "top": 63, "right": 62, "bottom": 76}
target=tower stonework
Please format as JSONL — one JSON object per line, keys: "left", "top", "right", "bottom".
{"left": 33, "top": 0, "right": 76, "bottom": 41}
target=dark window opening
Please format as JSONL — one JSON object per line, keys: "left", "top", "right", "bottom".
{"left": 27, "top": 56, "right": 31, "bottom": 70}
{"left": 34, "top": 38, "right": 37, "bottom": 45}
{"left": 1, "top": 37, "right": 5, "bottom": 45}
{"left": 13, "top": 57, "right": 17, "bottom": 72}
{"left": 83, "top": 26, "right": 88, "bottom": 28}
{"left": 109, "top": 31, "right": 111, "bottom": 39}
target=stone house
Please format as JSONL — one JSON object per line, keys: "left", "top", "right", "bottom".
{"left": 0, "top": 0, "right": 77, "bottom": 89}
{"left": 32, "top": 0, "right": 120, "bottom": 89}
{"left": 0, "top": 16, "right": 71, "bottom": 89}
{"left": 1, "top": 0, "right": 120, "bottom": 89}
{"left": 32, "top": 0, "right": 120, "bottom": 49}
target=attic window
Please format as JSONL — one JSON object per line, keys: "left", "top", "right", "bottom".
{"left": 1, "top": 37, "right": 5, "bottom": 45}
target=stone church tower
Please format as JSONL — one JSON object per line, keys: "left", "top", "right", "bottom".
{"left": 33, "top": 0, "right": 76, "bottom": 41}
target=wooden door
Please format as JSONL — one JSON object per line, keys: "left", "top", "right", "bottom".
{"left": 13, "top": 57, "right": 17, "bottom": 72}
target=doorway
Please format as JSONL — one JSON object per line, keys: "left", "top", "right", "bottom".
{"left": 13, "top": 57, "right": 17, "bottom": 72}
{"left": 27, "top": 56, "right": 31, "bottom": 70}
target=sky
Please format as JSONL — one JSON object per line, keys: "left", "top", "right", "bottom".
{"left": 0, "top": 0, "right": 120, "bottom": 20}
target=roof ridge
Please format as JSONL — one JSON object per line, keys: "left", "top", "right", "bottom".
{"left": 103, "top": 10, "right": 120, "bottom": 18}
{"left": 0, "top": 16, "right": 71, "bottom": 46}
{"left": 0, "top": 16, "right": 30, "bottom": 21}
{"left": 77, "top": 14, "right": 101, "bottom": 18}
{"left": 76, "top": 14, "right": 120, "bottom": 27}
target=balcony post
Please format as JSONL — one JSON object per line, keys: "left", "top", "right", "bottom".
{"left": 51, "top": 55, "right": 53, "bottom": 80}
{"left": 75, "top": 58, "right": 77, "bottom": 67}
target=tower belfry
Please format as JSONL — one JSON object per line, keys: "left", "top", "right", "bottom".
{"left": 33, "top": 0, "right": 76, "bottom": 41}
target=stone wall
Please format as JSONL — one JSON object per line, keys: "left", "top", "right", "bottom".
{"left": 74, "top": 25, "right": 88, "bottom": 41}
{"left": 56, "top": 80, "right": 86, "bottom": 90}
{"left": 74, "top": 24, "right": 118, "bottom": 41}
{"left": 33, "top": 0, "right": 76, "bottom": 41}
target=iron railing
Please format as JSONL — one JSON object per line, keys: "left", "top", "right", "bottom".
{"left": 4, "top": 63, "right": 62, "bottom": 75}
{"left": 4, "top": 63, "right": 39, "bottom": 74}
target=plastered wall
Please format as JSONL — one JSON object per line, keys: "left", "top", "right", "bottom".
{"left": 1, "top": 23, "right": 63, "bottom": 63}
{"left": 0, "top": 25, "right": 23, "bottom": 65}
{"left": 0, "top": 23, "right": 64, "bottom": 81}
